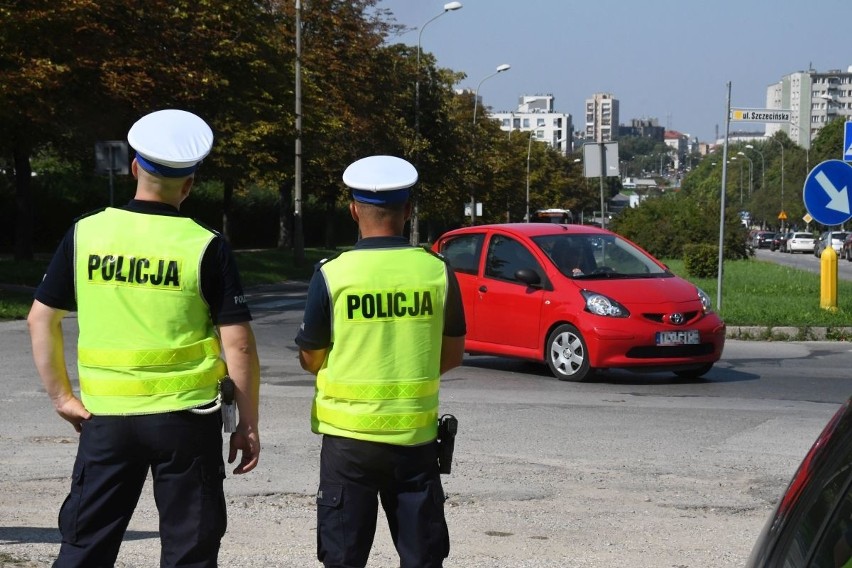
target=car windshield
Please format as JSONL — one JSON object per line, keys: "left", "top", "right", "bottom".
{"left": 532, "top": 233, "right": 671, "bottom": 279}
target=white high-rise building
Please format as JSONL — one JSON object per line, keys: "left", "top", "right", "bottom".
{"left": 766, "top": 66, "right": 852, "bottom": 148}
{"left": 585, "top": 93, "right": 619, "bottom": 143}
{"left": 489, "top": 95, "right": 573, "bottom": 155}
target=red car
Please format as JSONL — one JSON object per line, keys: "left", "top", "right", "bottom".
{"left": 432, "top": 223, "right": 726, "bottom": 381}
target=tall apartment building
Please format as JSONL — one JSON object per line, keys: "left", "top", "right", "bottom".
{"left": 585, "top": 93, "right": 619, "bottom": 142}
{"left": 490, "top": 95, "right": 573, "bottom": 155}
{"left": 766, "top": 66, "right": 852, "bottom": 148}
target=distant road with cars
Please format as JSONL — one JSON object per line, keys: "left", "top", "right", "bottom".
{"left": 753, "top": 246, "right": 852, "bottom": 281}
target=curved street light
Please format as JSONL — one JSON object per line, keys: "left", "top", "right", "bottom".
{"left": 737, "top": 151, "right": 753, "bottom": 199}
{"left": 525, "top": 130, "right": 536, "bottom": 222}
{"left": 730, "top": 156, "right": 743, "bottom": 205}
{"left": 472, "top": 63, "right": 511, "bottom": 126}
{"left": 766, "top": 137, "right": 785, "bottom": 230}
{"left": 411, "top": 1, "right": 462, "bottom": 245}
{"left": 470, "top": 63, "right": 510, "bottom": 224}
{"left": 744, "top": 144, "right": 765, "bottom": 192}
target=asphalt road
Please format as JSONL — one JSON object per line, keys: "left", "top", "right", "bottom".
{"left": 2, "top": 283, "right": 851, "bottom": 567}
{"left": 753, "top": 245, "right": 852, "bottom": 279}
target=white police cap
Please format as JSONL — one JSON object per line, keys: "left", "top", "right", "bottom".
{"left": 128, "top": 109, "right": 214, "bottom": 178}
{"left": 343, "top": 155, "right": 418, "bottom": 205}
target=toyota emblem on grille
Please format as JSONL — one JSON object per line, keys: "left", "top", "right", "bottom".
{"left": 670, "top": 313, "right": 685, "bottom": 325}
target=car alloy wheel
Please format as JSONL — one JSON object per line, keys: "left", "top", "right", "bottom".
{"left": 546, "top": 323, "right": 591, "bottom": 382}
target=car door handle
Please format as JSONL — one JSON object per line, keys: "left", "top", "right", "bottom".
{"left": 478, "top": 285, "right": 487, "bottom": 293}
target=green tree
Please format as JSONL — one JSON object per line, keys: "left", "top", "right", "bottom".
{"left": 1, "top": 0, "right": 294, "bottom": 256}
{"left": 611, "top": 190, "right": 748, "bottom": 260}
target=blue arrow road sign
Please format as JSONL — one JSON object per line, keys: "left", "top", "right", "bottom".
{"left": 845, "top": 121, "right": 852, "bottom": 161}
{"left": 804, "top": 160, "right": 852, "bottom": 226}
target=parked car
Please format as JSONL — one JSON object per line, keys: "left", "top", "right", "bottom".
{"left": 746, "top": 396, "right": 852, "bottom": 567}
{"left": 754, "top": 231, "right": 776, "bottom": 249}
{"left": 432, "top": 223, "right": 726, "bottom": 382}
{"left": 842, "top": 233, "right": 852, "bottom": 261}
{"left": 815, "top": 231, "right": 848, "bottom": 257}
{"left": 786, "top": 232, "right": 816, "bottom": 254}
{"left": 771, "top": 232, "right": 790, "bottom": 252}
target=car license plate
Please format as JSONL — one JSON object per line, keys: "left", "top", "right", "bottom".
{"left": 656, "top": 330, "right": 700, "bottom": 346}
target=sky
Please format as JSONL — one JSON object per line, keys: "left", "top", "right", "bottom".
{"left": 375, "top": 0, "right": 851, "bottom": 143}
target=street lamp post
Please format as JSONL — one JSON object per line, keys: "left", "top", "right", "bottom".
{"left": 730, "top": 156, "right": 743, "bottom": 205}
{"left": 293, "top": 0, "right": 304, "bottom": 265}
{"left": 525, "top": 130, "right": 535, "bottom": 222}
{"left": 411, "top": 1, "right": 462, "bottom": 245}
{"left": 767, "top": 137, "right": 785, "bottom": 230}
{"left": 744, "top": 144, "right": 764, "bottom": 192}
{"left": 472, "top": 64, "right": 510, "bottom": 127}
{"left": 470, "top": 63, "right": 510, "bottom": 224}
{"left": 737, "top": 151, "right": 753, "bottom": 198}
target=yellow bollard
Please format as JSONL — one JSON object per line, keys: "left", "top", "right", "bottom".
{"left": 820, "top": 245, "right": 838, "bottom": 311}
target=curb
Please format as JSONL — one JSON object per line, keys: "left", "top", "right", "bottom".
{"left": 726, "top": 326, "right": 852, "bottom": 341}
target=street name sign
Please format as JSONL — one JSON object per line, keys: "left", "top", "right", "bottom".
{"left": 730, "top": 108, "right": 792, "bottom": 123}
{"left": 803, "top": 160, "right": 852, "bottom": 226}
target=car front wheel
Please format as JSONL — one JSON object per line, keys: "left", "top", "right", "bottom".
{"left": 546, "top": 324, "right": 591, "bottom": 382}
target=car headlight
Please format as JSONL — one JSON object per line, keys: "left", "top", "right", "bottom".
{"left": 581, "top": 290, "right": 629, "bottom": 318}
{"left": 697, "top": 287, "right": 712, "bottom": 312}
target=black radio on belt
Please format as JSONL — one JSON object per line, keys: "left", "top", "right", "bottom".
{"left": 437, "top": 414, "right": 458, "bottom": 475}
{"left": 220, "top": 376, "right": 235, "bottom": 405}
{"left": 220, "top": 376, "right": 236, "bottom": 432}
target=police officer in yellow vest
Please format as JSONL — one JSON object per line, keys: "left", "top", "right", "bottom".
{"left": 27, "top": 109, "right": 261, "bottom": 567}
{"left": 296, "top": 155, "right": 466, "bottom": 568}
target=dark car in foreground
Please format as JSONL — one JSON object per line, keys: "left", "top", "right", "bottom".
{"left": 747, "top": 397, "right": 852, "bottom": 567}
{"left": 432, "top": 223, "right": 726, "bottom": 381}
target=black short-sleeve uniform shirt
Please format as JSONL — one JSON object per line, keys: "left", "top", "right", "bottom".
{"left": 295, "top": 236, "right": 466, "bottom": 351}
{"left": 35, "top": 199, "right": 252, "bottom": 325}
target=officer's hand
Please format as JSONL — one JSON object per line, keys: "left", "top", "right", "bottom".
{"left": 55, "top": 396, "right": 91, "bottom": 433}
{"left": 228, "top": 425, "right": 260, "bottom": 474}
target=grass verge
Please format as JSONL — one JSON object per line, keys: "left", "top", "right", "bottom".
{"left": 665, "top": 258, "right": 852, "bottom": 329}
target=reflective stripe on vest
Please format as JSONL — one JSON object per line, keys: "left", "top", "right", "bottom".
{"left": 78, "top": 337, "right": 221, "bottom": 368}
{"left": 316, "top": 404, "right": 438, "bottom": 432}
{"left": 74, "top": 208, "right": 222, "bottom": 415}
{"left": 80, "top": 367, "right": 222, "bottom": 397}
{"left": 314, "top": 246, "right": 447, "bottom": 445}
{"left": 316, "top": 374, "right": 440, "bottom": 400}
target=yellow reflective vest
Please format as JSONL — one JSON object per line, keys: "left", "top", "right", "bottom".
{"left": 74, "top": 208, "right": 225, "bottom": 415}
{"left": 314, "top": 246, "right": 448, "bottom": 445}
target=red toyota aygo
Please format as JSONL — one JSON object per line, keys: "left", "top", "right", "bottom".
{"left": 432, "top": 223, "right": 726, "bottom": 381}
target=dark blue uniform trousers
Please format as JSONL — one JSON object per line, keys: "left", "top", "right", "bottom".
{"left": 316, "top": 435, "right": 450, "bottom": 568}
{"left": 53, "top": 411, "right": 226, "bottom": 568}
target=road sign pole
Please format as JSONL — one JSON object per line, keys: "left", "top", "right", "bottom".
{"left": 717, "top": 82, "right": 732, "bottom": 312}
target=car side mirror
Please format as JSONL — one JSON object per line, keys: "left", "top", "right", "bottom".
{"left": 515, "top": 268, "right": 541, "bottom": 287}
